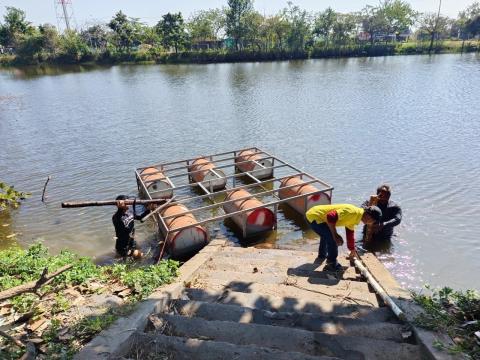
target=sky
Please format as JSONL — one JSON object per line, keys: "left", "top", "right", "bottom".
{"left": 0, "top": 0, "right": 474, "bottom": 28}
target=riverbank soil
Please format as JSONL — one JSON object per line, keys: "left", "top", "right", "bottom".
{"left": 0, "top": 244, "right": 178, "bottom": 359}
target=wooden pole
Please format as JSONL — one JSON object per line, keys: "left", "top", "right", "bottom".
{"left": 61, "top": 199, "right": 167, "bottom": 208}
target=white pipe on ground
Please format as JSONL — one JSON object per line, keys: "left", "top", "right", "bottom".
{"left": 354, "top": 258, "right": 406, "bottom": 321}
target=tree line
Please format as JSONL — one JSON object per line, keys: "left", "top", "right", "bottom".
{"left": 0, "top": 0, "right": 479, "bottom": 64}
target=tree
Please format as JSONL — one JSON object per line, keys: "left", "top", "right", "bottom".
{"left": 243, "top": 11, "right": 264, "bottom": 50}
{"left": 108, "top": 11, "right": 141, "bottom": 51}
{"left": 0, "top": 7, "right": 33, "bottom": 48}
{"left": 313, "top": 7, "right": 337, "bottom": 47}
{"left": 188, "top": 9, "right": 225, "bottom": 42}
{"left": 38, "top": 24, "right": 60, "bottom": 54}
{"left": 283, "top": 2, "right": 312, "bottom": 52}
{"left": 59, "top": 30, "right": 89, "bottom": 62}
{"left": 381, "top": 0, "right": 417, "bottom": 38}
{"left": 226, "top": 0, "right": 254, "bottom": 50}
{"left": 156, "top": 13, "right": 188, "bottom": 54}
{"left": 360, "top": 5, "right": 388, "bottom": 44}
{"left": 81, "top": 24, "right": 109, "bottom": 49}
{"left": 418, "top": 12, "right": 449, "bottom": 52}
{"left": 463, "top": 2, "right": 480, "bottom": 39}
{"left": 267, "top": 14, "right": 290, "bottom": 50}
{"left": 332, "top": 13, "right": 357, "bottom": 45}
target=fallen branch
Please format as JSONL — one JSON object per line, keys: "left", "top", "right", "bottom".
{"left": 0, "top": 330, "right": 25, "bottom": 348}
{"left": 41, "top": 175, "right": 51, "bottom": 203}
{"left": 0, "top": 264, "right": 73, "bottom": 301}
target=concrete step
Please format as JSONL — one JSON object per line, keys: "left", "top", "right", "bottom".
{"left": 190, "top": 272, "right": 379, "bottom": 307}
{"left": 149, "top": 313, "right": 421, "bottom": 360}
{"left": 201, "top": 257, "right": 361, "bottom": 281}
{"left": 173, "top": 299, "right": 405, "bottom": 342}
{"left": 215, "top": 246, "right": 340, "bottom": 263}
{"left": 127, "top": 332, "right": 338, "bottom": 360}
{"left": 185, "top": 288, "right": 378, "bottom": 316}
{"left": 191, "top": 269, "right": 370, "bottom": 294}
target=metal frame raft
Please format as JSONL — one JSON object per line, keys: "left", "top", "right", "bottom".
{"left": 135, "top": 147, "right": 334, "bottom": 245}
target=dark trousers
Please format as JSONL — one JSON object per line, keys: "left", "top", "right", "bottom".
{"left": 115, "top": 237, "right": 137, "bottom": 257}
{"left": 309, "top": 221, "right": 338, "bottom": 264}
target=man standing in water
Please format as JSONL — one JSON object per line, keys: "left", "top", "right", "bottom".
{"left": 306, "top": 204, "right": 382, "bottom": 271}
{"left": 112, "top": 195, "right": 151, "bottom": 259}
{"left": 362, "top": 184, "right": 402, "bottom": 244}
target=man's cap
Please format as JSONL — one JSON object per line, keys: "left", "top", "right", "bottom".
{"left": 365, "top": 206, "right": 382, "bottom": 222}
{"left": 116, "top": 195, "right": 127, "bottom": 201}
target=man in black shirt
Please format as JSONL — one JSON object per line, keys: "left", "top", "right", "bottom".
{"left": 362, "top": 184, "right": 402, "bottom": 243}
{"left": 112, "top": 195, "right": 150, "bottom": 258}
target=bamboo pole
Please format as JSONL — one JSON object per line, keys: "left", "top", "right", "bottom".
{"left": 61, "top": 199, "right": 167, "bottom": 208}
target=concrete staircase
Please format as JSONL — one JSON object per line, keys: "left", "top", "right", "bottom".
{"left": 123, "top": 246, "right": 423, "bottom": 360}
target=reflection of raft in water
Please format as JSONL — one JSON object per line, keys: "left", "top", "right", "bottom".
{"left": 135, "top": 147, "right": 333, "bottom": 259}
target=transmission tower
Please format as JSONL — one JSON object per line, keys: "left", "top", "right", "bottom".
{"left": 54, "top": 0, "right": 76, "bottom": 32}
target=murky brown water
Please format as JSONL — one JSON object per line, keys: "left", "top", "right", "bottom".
{"left": 1, "top": 54, "right": 479, "bottom": 290}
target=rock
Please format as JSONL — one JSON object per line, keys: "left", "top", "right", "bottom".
{"left": 28, "top": 317, "right": 47, "bottom": 332}
{"left": 76, "top": 294, "right": 123, "bottom": 317}
{"left": 116, "top": 288, "right": 133, "bottom": 298}
{"left": 28, "top": 338, "right": 45, "bottom": 344}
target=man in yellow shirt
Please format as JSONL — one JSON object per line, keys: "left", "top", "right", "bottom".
{"left": 306, "top": 204, "right": 382, "bottom": 271}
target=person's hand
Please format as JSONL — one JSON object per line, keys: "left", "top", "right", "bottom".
{"left": 335, "top": 234, "right": 344, "bottom": 246}
{"left": 147, "top": 203, "right": 156, "bottom": 211}
{"left": 348, "top": 249, "right": 359, "bottom": 260}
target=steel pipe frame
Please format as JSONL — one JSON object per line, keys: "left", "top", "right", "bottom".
{"left": 135, "top": 147, "right": 334, "bottom": 237}
{"left": 137, "top": 146, "right": 259, "bottom": 172}
{"left": 167, "top": 188, "right": 332, "bottom": 233}
{"left": 168, "top": 172, "right": 328, "bottom": 207}
{"left": 142, "top": 164, "right": 292, "bottom": 195}
{"left": 161, "top": 178, "right": 329, "bottom": 221}
{"left": 137, "top": 155, "right": 274, "bottom": 182}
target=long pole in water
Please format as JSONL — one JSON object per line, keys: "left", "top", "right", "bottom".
{"left": 61, "top": 199, "right": 167, "bottom": 208}
{"left": 354, "top": 258, "right": 406, "bottom": 321}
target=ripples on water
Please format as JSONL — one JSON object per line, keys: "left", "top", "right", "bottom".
{"left": 0, "top": 54, "right": 479, "bottom": 290}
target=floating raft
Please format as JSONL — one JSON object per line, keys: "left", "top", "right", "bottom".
{"left": 135, "top": 147, "right": 333, "bottom": 258}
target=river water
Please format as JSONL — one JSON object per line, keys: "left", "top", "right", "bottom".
{"left": 1, "top": 54, "right": 479, "bottom": 291}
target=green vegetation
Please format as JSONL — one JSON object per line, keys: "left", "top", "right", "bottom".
{"left": 413, "top": 286, "right": 480, "bottom": 358}
{"left": 0, "top": 243, "right": 179, "bottom": 359}
{"left": 0, "top": 182, "right": 30, "bottom": 211}
{"left": 0, "top": 0, "right": 479, "bottom": 66}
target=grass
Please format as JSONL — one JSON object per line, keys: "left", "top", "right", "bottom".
{"left": 413, "top": 286, "right": 480, "bottom": 358}
{"left": 1, "top": 40, "right": 478, "bottom": 68}
{"left": 0, "top": 243, "right": 179, "bottom": 359}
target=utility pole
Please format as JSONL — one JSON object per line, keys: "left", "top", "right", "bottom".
{"left": 54, "top": 0, "right": 76, "bottom": 33}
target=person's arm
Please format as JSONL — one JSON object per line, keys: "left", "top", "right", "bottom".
{"left": 134, "top": 208, "right": 150, "bottom": 220}
{"left": 382, "top": 205, "right": 402, "bottom": 229}
{"left": 326, "top": 210, "right": 343, "bottom": 245}
{"left": 346, "top": 228, "right": 359, "bottom": 259}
